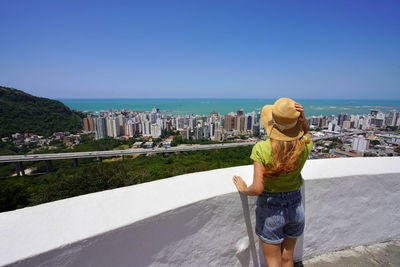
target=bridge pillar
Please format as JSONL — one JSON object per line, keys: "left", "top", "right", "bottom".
{"left": 19, "top": 162, "right": 25, "bottom": 176}
{"left": 98, "top": 157, "right": 102, "bottom": 163}
{"left": 73, "top": 158, "right": 78, "bottom": 168}
{"left": 121, "top": 155, "right": 124, "bottom": 160}
{"left": 45, "top": 160, "right": 53, "bottom": 172}
{"left": 15, "top": 162, "right": 21, "bottom": 176}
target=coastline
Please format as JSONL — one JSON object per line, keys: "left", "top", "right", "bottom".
{"left": 57, "top": 98, "right": 400, "bottom": 116}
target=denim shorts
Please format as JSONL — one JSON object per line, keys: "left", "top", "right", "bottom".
{"left": 255, "top": 189, "right": 305, "bottom": 244}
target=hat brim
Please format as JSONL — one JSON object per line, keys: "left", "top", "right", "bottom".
{"left": 261, "top": 105, "right": 304, "bottom": 141}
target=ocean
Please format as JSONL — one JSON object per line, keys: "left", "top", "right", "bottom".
{"left": 58, "top": 98, "right": 400, "bottom": 117}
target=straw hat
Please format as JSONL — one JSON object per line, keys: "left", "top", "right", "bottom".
{"left": 261, "top": 98, "right": 304, "bottom": 141}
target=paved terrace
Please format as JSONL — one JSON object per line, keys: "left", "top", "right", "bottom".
{"left": 301, "top": 240, "right": 400, "bottom": 267}
{"left": 0, "top": 157, "right": 399, "bottom": 266}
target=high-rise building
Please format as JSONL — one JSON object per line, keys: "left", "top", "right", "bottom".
{"left": 370, "top": 110, "right": 379, "bottom": 116}
{"left": 194, "top": 126, "right": 202, "bottom": 140}
{"left": 209, "top": 111, "right": 218, "bottom": 118}
{"left": 141, "top": 119, "right": 151, "bottom": 136}
{"left": 176, "top": 116, "right": 185, "bottom": 130}
{"left": 397, "top": 113, "right": 400, "bottom": 127}
{"left": 224, "top": 115, "right": 233, "bottom": 132}
{"left": 156, "top": 118, "right": 164, "bottom": 131}
{"left": 125, "top": 120, "right": 138, "bottom": 137}
{"left": 252, "top": 123, "right": 260, "bottom": 137}
{"left": 83, "top": 116, "right": 95, "bottom": 132}
{"left": 245, "top": 113, "right": 253, "bottom": 130}
{"left": 83, "top": 118, "right": 89, "bottom": 132}
{"left": 182, "top": 127, "right": 190, "bottom": 140}
{"left": 386, "top": 110, "right": 399, "bottom": 126}
{"left": 209, "top": 122, "right": 215, "bottom": 137}
{"left": 106, "top": 117, "right": 113, "bottom": 137}
{"left": 134, "top": 122, "right": 141, "bottom": 136}
{"left": 213, "top": 129, "right": 223, "bottom": 141}
{"left": 259, "top": 116, "right": 264, "bottom": 131}
{"left": 338, "top": 113, "right": 348, "bottom": 127}
{"left": 308, "top": 116, "right": 325, "bottom": 127}
{"left": 151, "top": 124, "right": 162, "bottom": 138}
{"left": 215, "top": 120, "right": 222, "bottom": 130}
{"left": 189, "top": 117, "right": 196, "bottom": 129}
{"left": 370, "top": 118, "right": 384, "bottom": 128}
{"left": 328, "top": 122, "right": 341, "bottom": 132}
{"left": 376, "top": 111, "right": 385, "bottom": 120}
{"left": 203, "top": 124, "right": 210, "bottom": 139}
{"left": 150, "top": 113, "right": 157, "bottom": 124}
{"left": 235, "top": 115, "right": 245, "bottom": 132}
{"left": 164, "top": 119, "right": 173, "bottom": 132}
{"left": 352, "top": 135, "right": 370, "bottom": 152}
{"left": 118, "top": 115, "right": 127, "bottom": 135}
{"left": 88, "top": 116, "right": 95, "bottom": 131}
{"left": 110, "top": 117, "right": 121, "bottom": 137}
{"left": 321, "top": 116, "right": 328, "bottom": 128}
{"left": 231, "top": 115, "right": 236, "bottom": 130}
{"left": 94, "top": 117, "right": 107, "bottom": 140}
{"left": 342, "top": 120, "right": 351, "bottom": 129}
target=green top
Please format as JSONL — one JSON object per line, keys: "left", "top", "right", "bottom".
{"left": 250, "top": 136, "right": 313, "bottom": 192}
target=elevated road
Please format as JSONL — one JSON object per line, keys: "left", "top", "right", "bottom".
{"left": 311, "top": 130, "right": 368, "bottom": 142}
{"left": 0, "top": 142, "right": 257, "bottom": 163}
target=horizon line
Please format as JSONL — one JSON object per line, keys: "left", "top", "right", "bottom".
{"left": 55, "top": 97, "right": 400, "bottom": 101}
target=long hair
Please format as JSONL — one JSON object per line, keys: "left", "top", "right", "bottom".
{"left": 264, "top": 137, "right": 310, "bottom": 178}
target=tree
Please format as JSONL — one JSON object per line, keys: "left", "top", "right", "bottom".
{"left": 371, "top": 140, "right": 380, "bottom": 146}
{"left": 386, "top": 126, "right": 398, "bottom": 131}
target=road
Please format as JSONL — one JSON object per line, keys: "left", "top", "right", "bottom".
{"left": 311, "top": 130, "right": 367, "bottom": 142}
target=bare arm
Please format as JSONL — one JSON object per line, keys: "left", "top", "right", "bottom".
{"left": 295, "top": 102, "right": 310, "bottom": 134}
{"left": 233, "top": 161, "right": 265, "bottom": 196}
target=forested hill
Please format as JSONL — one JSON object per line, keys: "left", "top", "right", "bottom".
{"left": 0, "top": 86, "right": 84, "bottom": 137}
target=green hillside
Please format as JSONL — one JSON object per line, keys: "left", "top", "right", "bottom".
{"left": 0, "top": 86, "right": 84, "bottom": 137}
{"left": 0, "top": 146, "right": 253, "bottom": 212}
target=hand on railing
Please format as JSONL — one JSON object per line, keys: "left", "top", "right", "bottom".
{"left": 233, "top": 175, "right": 247, "bottom": 194}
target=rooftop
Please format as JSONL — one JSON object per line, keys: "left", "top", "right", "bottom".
{"left": 0, "top": 157, "right": 399, "bottom": 266}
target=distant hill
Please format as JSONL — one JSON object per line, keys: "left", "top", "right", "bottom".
{"left": 0, "top": 86, "right": 84, "bottom": 137}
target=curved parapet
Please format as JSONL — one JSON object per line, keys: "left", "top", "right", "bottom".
{"left": 0, "top": 157, "right": 399, "bottom": 266}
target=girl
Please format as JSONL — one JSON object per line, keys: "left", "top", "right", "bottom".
{"left": 233, "top": 98, "right": 312, "bottom": 267}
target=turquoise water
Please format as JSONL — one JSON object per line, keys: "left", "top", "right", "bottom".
{"left": 58, "top": 98, "right": 400, "bottom": 116}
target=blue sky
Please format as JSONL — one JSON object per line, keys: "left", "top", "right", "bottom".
{"left": 0, "top": 0, "right": 399, "bottom": 99}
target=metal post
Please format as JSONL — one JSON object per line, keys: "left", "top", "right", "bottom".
{"left": 73, "top": 158, "right": 78, "bottom": 168}
{"left": 45, "top": 160, "right": 53, "bottom": 172}
{"left": 239, "top": 193, "right": 259, "bottom": 267}
{"left": 15, "top": 162, "right": 21, "bottom": 176}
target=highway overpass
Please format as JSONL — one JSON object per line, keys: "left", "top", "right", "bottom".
{"left": 0, "top": 142, "right": 256, "bottom": 176}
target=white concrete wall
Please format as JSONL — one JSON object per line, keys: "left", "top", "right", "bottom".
{"left": 0, "top": 157, "right": 399, "bottom": 266}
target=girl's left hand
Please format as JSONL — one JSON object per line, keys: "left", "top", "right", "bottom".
{"left": 233, "top": 175, "right": 247, "bottom": 193}
{"left": 295, "top": 103, "right": 305, "bottom": 118}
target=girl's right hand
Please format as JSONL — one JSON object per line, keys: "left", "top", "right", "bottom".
{"left": 233, "top": 175, "right": 247, "bottom": 193}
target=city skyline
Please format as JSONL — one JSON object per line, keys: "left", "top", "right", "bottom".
{"left": 1, "top": 0, "right": 400, "bottom": 99}
{"left": 85, "top": 106, "right": 400, "bottom": 140}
